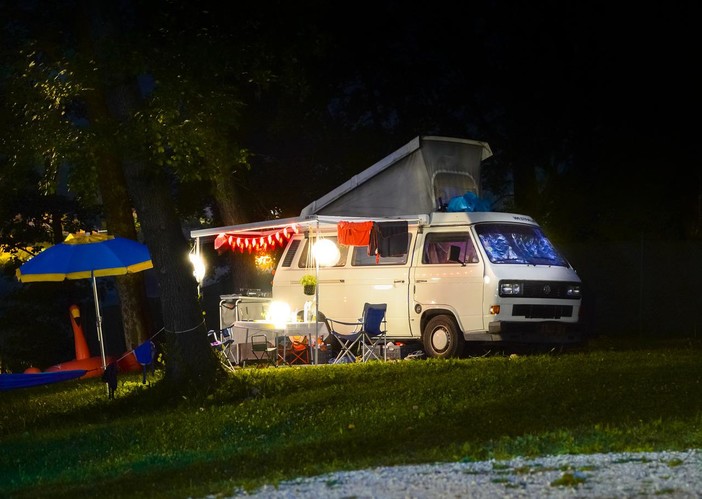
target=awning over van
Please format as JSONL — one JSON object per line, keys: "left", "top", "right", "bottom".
{"left": 190, "top": 214, "right": 428, "bottom": 243}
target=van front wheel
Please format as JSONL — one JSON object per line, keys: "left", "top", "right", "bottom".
{"left": 423, "top": 315, "right": 465, "bottom": 359}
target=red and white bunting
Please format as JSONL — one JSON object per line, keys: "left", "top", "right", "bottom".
{"left": 213, "top": 223, "right": 299, "bottom": 253}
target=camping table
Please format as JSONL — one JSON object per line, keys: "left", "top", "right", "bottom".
{"left": 231, "top": 320, "right": 329, "bottom": 365}
{"left": 219, "top": 295, "right": 272, "bottom": 328}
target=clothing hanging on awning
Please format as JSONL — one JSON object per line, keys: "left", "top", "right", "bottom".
{"left": 337, "top": 220, "right": 374, "bottom": 246}
{"left": 368, "top": 221, "right": 409, "bottom": 262}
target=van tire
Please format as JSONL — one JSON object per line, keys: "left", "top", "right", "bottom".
{"left": 423, "top": 315, "right": 465, "bottom": 359}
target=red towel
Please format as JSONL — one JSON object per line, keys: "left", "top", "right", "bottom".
{"left": 337, "top": 221, "right": 373, "bottom": 246}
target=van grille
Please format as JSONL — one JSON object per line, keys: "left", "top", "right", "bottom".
{"left": 521, "top": 281, "right": 578, "bottom": 299}
{"left": 512, "top": 304, "right": 573, "bottom": 319}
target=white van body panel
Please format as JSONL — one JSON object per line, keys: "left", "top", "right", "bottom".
{"left": 269, "top": 211, "right": 583, "bottom": 357}
{"left": 411, "top": 229, "right": 485, "bottom": 334}
{"left": 274, "top": 231, "right": 415, "bottom": 337}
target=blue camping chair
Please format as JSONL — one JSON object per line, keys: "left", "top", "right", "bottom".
{"left": 328, "top": 303, "right": 387, "bottom": 363}
{"left": 133, "top": 340, "right": 156, "bottom": 383}
{"left": 360, "top": 304, "right": 387, "bottom": 361}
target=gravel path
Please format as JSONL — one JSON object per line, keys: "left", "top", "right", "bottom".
{"left": 230, "top": 449, "right": 702, "bottom": 498}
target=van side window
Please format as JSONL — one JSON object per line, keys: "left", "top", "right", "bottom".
{"left": 280, "top": 239, "right": 301, "bottom": 268}
{"left": 351, "top": 234, "right": 412, "bottom": 266}
{"left": 422, "top": 232, "right": 478, "bottom": 264}
{"left": 297, "top": 237, "right": 348, "bottom": 268}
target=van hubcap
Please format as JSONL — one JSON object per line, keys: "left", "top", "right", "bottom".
{"left": 431, "top": 328, "right": 449, "bottom": 352}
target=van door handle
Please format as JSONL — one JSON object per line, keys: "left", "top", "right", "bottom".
{"left": 393, "top": 280, "right": 405, "bottom": 284}
{"left": 415, "top": 279, "right": 427, "bottom": 283}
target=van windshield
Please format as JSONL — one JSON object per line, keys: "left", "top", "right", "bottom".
{"left": 474, "top": 223, "right": 568, "bottom": 267}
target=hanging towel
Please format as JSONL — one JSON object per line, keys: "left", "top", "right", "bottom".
{"left": 368, "top": 223, "right": 381, "bottom": 262}
{"left": 376, "top": 221, "right": 409, "bottom": 257}
{"left": 337, "top": 221, "right": 373, "bottom": 246}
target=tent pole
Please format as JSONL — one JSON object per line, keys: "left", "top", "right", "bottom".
{"left": 314, "top": 220, "right": 320, "bottom": 365}
{"left": 91, "top": 271, "right": 107, "bottom": 372}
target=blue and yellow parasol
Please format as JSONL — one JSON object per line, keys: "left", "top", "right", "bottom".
{"left": 16, "top": 231, "right": 153, "bottom": 370}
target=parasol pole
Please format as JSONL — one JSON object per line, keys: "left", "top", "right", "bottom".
{"left": 91, "top": 270, "right": 107, "bottom": 371}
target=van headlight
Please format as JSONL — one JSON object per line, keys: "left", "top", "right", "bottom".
{"left": 499, "top": 281, "right": 523, "bottom": 296}
{"left": 567, "top": 285, "right": 581, "bottom": 298}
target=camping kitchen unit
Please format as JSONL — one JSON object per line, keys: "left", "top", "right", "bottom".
{"left": 191, "top": 136, "right": 584, "bottom": 359}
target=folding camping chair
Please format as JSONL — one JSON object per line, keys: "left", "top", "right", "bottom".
{"left": 249, "top": 333, "right": 277, "bottom": 368}
{"left": 286, "top": 335, "right": 310, "bottom": 365}
{"left": 208, "top": 327, "right": 236, "bottom": 370}
{"left": 327, "top": 303, "right": 387, "bottom": 363}
{"left": 360, "top": 303, "right": 387, "bottom": 361}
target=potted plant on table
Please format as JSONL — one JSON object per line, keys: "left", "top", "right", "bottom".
{"left": 300, "top": 274, "right": 317, "bottom": 296}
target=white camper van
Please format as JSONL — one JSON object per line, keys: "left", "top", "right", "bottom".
{"left": 270, "top": 211, "right": 582, "bottom": 358}
{"left": 191, "top": 136, "right": 584, "bottom": 358}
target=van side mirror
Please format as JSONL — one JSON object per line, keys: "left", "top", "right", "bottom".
{"left": 448, "top": 245, "right": 465, "bottom": 266}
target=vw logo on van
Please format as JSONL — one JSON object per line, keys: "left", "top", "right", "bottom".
{"left": 543, "top": 284, "right": 551, "bottom": 295}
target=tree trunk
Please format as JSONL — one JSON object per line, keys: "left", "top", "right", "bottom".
{"left": 75, "top": 0, "right": 152, "bottom": 351}
{"left": 90, "top": 127, "right": 153, "bottom": 350}
{"left": 123, "top": 155, "right": 220, "bottom": 386}
{"left": 76, "top": 0, "right": 221, "bottom": 387}
{"left": 212, "top": 169, "right": 255, "bottom": 291}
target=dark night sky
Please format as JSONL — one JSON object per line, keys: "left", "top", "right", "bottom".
{"left": 2, "top": 1, "right": 699, "bottom": 229}
{"left": 230, "top": 1, "right": 700, "bottom": 227}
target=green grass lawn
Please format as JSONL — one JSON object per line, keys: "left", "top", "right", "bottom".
{"left": 1, "top": 336, "right": 701, "bottom": 498}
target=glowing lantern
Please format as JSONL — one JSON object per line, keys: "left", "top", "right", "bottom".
{"left": 313, "top": 238, "right": 341, "bottom": 267}
{"left": 266, "top": 301, "right": 291, "bottom": 328}
{"left": 255, "top": 253, "right": 274, "bottom": 272}
{"left": 189, "top": 249, "right": 206, "bottom": 283}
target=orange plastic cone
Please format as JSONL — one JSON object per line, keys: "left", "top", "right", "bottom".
{"left": 69, "top": 304, "right": 90, "bottom": 360}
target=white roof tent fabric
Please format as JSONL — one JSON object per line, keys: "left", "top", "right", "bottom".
{"left": 300, "top": 136, "right": 492, "bottom": 217}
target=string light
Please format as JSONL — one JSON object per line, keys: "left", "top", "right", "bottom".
{"left": 254, "top": 252, "right": 275, "bottom": 272}
{"left": 188, "top": 245, "right": 206, "bottom": 283}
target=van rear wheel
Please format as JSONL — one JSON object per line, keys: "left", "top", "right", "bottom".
{"left": 423, "top": 315, "right": 465, "bottom": 359}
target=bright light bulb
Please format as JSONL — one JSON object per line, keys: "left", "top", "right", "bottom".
{"left": 313, "top": 239, "right": 340, "bottom": 267}
{"left": 189, "top": 252, "right": 205, "bottom": 283}
{"left": 266, "top": 301, "right": 291, "bottom": 328}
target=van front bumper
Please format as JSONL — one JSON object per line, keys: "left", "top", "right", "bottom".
{"left": 486, "top": 320, "right": 582, "bottom": 344}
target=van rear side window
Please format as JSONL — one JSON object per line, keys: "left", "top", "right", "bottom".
{"left": 280, "top": 239, "right": 301, "bottom": 268}
{"left": 351, "top": 235, "right": 412, "bottom": 266}
{"left": 296, "top": 237, "right": 348, "bottom": 268}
